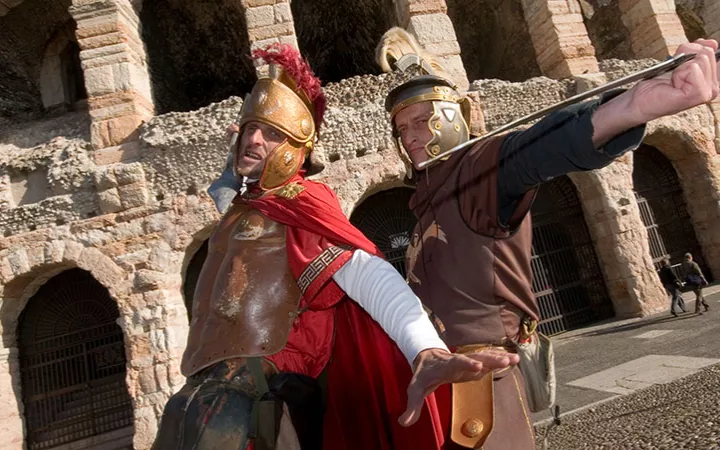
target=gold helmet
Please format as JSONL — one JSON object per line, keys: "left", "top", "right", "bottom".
{"left": 234, "top": 44, "right": 326, "bottom": 190}
{"left": 376, "top": 28, "right": 471, "bottom": 174}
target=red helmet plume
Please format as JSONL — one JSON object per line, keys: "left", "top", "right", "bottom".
{"left": 252, "top": 43, "right": 327, "bottom": 130}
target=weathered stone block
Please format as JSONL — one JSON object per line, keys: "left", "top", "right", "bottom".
{"left": 94, "top": 168, "right": 119, "bottom": 190}
{"left": 246, "top": 5, "right": 274, "bottom": 28}
{"left": 274, "top": 2, "right": 292, "bottom": 23}
{"left": 42, "top": 241, "right": 66, "bottom": 266}
{"left": 247, "top": 22, "right": 294, "bottom": 41}
{"left": 134, "top": 269, "right": 165, "bottom": 290}
{"left": 94, "top": 141, "right": 142, "bottom": 166}
{"left": 107, "top": 114, "right": 142, "bottom": 147}
{"left": 241, "top": 0, "right": 275, "bottom": 7}
{"left": 79, "top": 248, "right": 124, "bottom": 287}
{"left": 6, "top": 249, "right": 29, "bottom": 277}
{"left": 62, "top": 241, "right": 85, "bottom": 263}
{"left": 84, "top": 64, "right": 116, "bottom": 97}
{"left": 423, "top": 40, "right": 461, "bottom": 57}
{"left": 278, "top": 34, "right": 298, "bottom": 49}
{"left": 407, "top": 13, "right": 457, "bottom": 45}
{"left": 119, "top": 182, "right": 148, "bottom": 209}
{"left": 115, "top": 163, "right": 145, "bottom": 186}
{"left": 464, "top": 91, "right": 487, "bottom": 136}
{"left": 98, "top": 188, "right": 123, "bottom": 214}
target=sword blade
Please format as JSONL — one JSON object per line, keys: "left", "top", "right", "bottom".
{"left": 417, "top": 49, "right": 720, "bottom": 170}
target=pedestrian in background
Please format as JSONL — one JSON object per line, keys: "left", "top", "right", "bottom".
{"left": 681, "top": 252, "right": 710, "bottom": 314}
{"left": 659, "top": 258, "right": 686, "bottom": 317}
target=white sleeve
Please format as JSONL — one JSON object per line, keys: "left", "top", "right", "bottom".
{"left": 332, "top": 249, "right": 449, "bottom": 367}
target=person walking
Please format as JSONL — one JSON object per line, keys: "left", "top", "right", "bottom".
{"left": 681, "top": 252, "right": 710, "bottom": 314}
{"left": 659, "top": 258, "right": 686, "bottom": 317}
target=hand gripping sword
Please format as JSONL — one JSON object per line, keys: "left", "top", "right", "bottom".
{"left": 417, "top": 49, "right": 720, "bottom": 170}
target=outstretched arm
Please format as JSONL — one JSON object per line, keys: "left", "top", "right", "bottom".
{"left": 332, "top": 250, "right": 519, "bottom": 427}
{"left": 592, "top": 39, "right": 719, "bottom": 147}
{"left": 497, "top": 39, "right": 719, "bottom": 224}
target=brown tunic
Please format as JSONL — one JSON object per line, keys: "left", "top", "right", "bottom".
{"left": 407, "top": 137, "right": 539, "bottom": 449}
{"left": 181, "top": 202, "right": 302, "bottom": 377}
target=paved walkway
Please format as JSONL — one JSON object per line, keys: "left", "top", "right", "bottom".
{"left": 535, "top": 363, "right": 720, "bottom": 449}
{"left": 531, "top": 289, "right": 720, "bottom": 449}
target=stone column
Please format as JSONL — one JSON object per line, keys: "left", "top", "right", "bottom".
{"left": 395, "top": 0, "right": 469, "bottom": 90}
{"left": 520, "top": 0, "right": 600, "bottom": 79}
{"left": 70, "top": 0, "right": 154, "bottom": 154}
{"left": 240, "top": 0, "right": 298, "bottom": 76}
{"left": 123, "top": 263, "right": 187, "bottom": 449}
{"left": 618, "top": 0, "right": 687, "bottom": 60}
{"left": 569, "top": 158, "right": 667, "bottom": 317}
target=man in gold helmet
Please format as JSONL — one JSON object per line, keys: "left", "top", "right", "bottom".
{"left": 153, "top": 44, "right": 521, "bottom": 450}
{"left": 379, "top": 28, "right": 720, "bottom": 449}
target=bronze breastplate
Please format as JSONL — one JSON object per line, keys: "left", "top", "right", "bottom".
{"left": 182, "top": 204, "right": 302, "bottom": 376}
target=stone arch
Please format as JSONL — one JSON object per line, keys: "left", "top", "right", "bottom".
{"left": 632, "top": 143, "right": 713, "bottom": 280}
{"left": 0, "top": 240, "right": 130, "bottom": 449}
{"left": 349, "top": 187, "right": 416, "bottom": 276}
{"left": 577, "top": 0, "right": 634, "bottom": 60}
{"left": 0, "top": 0, "right": 80, "bottom": 125}
{"left": 18, "top": 268, "right": 134, "bottom": 449}
{"left": 446, "top": 0, "right": 540, "bottom": 82}
{"left": 530, "top": 175, "right": 614, "bottom": 335}
{"left": 291, "top": 0, "right": 398, "bottom": 83}
{"left": 139, "top": 0, "right": 257, "bottom": 114}
{"left": 1, "top": 243, "right": 127, "bottom": 347}
{"left": 642, "top": 122, "right": 720, "bottom": 278}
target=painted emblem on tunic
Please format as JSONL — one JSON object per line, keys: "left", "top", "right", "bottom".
{"left": 406, "top": 222, "right": 447, "bottom": 285}
{"left": 232, "top": 212, "right": 265, "bottom": 240}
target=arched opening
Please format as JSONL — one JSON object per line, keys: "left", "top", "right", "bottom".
{"left": 632, "top": 144, "right": 711, "bottom": 278}
{"left": 291, "top": 0, "right": 397, "bottom": 83}
{"left": 140, "top": 0, "right": 257, "bottom": 114}
{"left": 349, "top": 188, "right": 416, "bottom": 277}
{"left": 0, "top": 0, "right": 82, "bottom": 125}
{"left": 531, "top": 176, "right": 614, "bottom": 336}
{"left": 446, "top": 0, "right": 540, "bottom": 82}
{"left": 18, "top": 269, "right": 133, "bottom": 450}
{"left": 183, "top": 240, "right": 209, "bottom": 320}
{"left": 578, "top": 0, "right": 634, "bottom": 60}
{"left": 39, "top": 22, "right": 87, "bottom": 112}
{"left": 675, "top": 0, "right": 708, "bottom": 42}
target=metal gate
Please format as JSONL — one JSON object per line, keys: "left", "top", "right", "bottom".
{"left": 350, "top": 188, "right": 417, "bottom": 278}
{"left": 18, "top": 269, "right": 133, "bottom": 450}
{"left": 531, "top": 176, "right": 614, "bottom": 336}
{"left": 633, "top": 144, "right": 710, "bottom": 277}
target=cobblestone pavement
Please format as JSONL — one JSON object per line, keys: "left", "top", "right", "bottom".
{"left": 535, "top": 363, "right": 720, "bottom": 449}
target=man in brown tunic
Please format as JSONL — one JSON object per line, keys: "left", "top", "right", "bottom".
{"left": 379, "top": 29, "right": 720, "bottom": 449}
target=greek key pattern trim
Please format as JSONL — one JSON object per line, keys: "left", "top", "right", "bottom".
{"left": 297, "top": 246, "right": 346, "bottom": 294}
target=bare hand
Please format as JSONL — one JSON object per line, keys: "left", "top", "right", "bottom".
{"left": 399, "top": 348, "right": 519, "bottom": 427}
{"left": 227, "top": 123, "right": 240, "bottom": 140}
{"left": 629, "top": 39, "right": 719, "bottom": 123}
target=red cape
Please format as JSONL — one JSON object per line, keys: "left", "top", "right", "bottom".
{"left": 242, "top": 175, "right": 446, "bottom": 449}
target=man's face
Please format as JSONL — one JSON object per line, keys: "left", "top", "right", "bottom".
{"left": 394, "top": 101, "right": 434, "bottom": 169}
{"left": 235, "top": 121, "right": 286, "bottom": 179}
